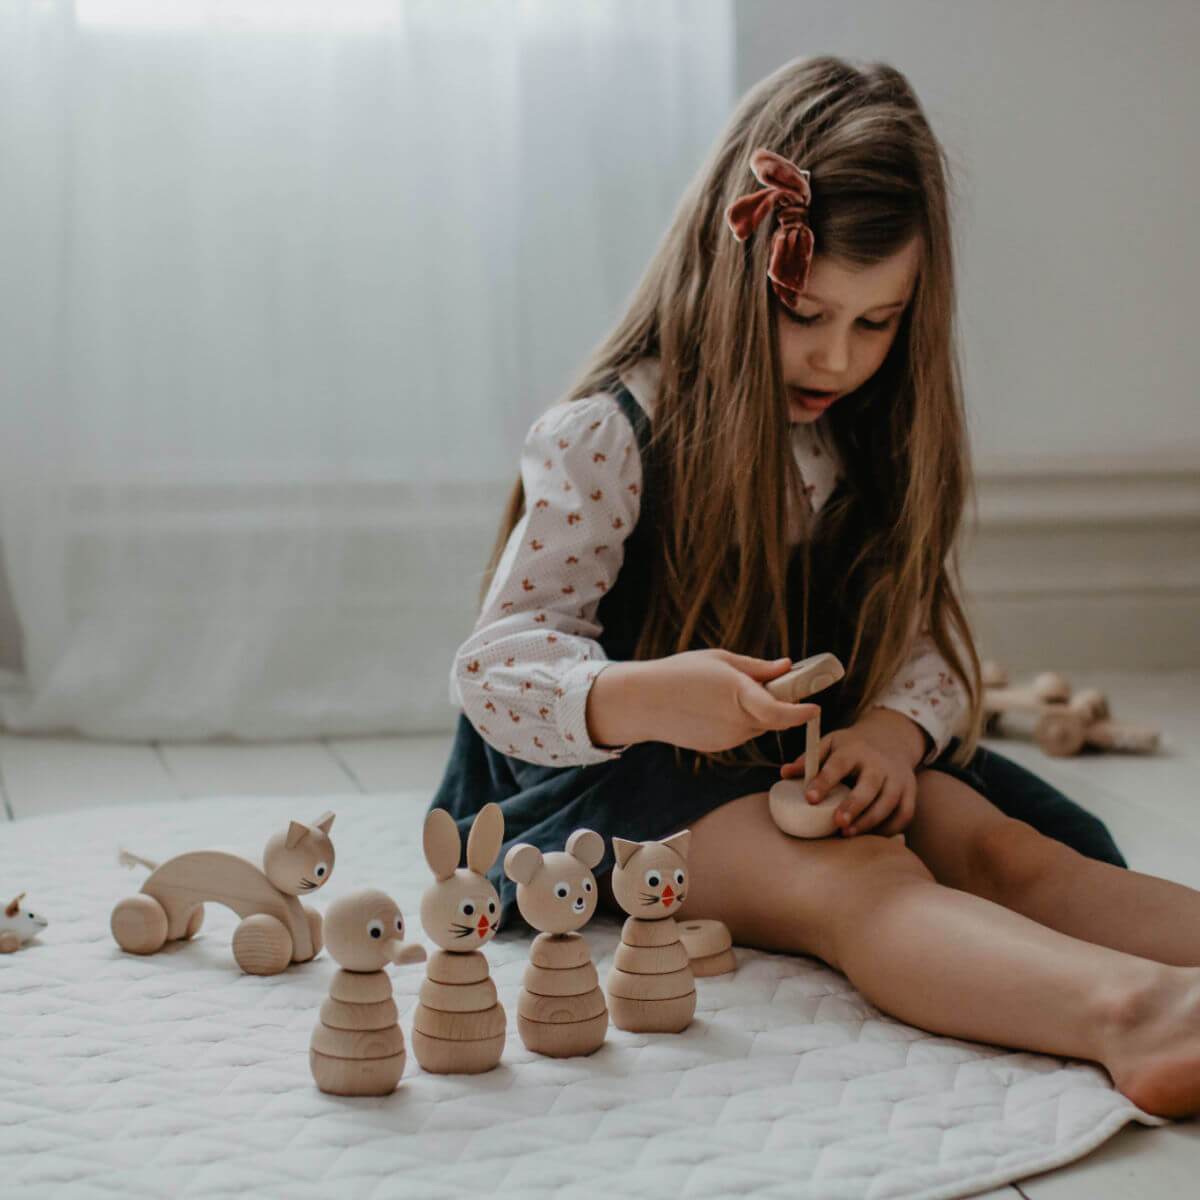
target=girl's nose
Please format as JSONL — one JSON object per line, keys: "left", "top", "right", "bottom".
{"left": 810, "top": 334, "right": 850, "bottom": 376}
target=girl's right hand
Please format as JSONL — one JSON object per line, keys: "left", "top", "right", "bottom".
{"left": 633, "top": 649, "right": 819, "bottom": 753}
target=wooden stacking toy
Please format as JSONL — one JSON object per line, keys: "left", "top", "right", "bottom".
{"left": 504, "top": 828, "right": 608, "bottom": 1058}
{"left": 111, "top": 811, "right": 335, "bottom": 975}
{"left": 765, "top": 652, "right": 852, "bottom": 837}
{"left": 412, "top": 804, "right": 507, "bottom": 1074}
{"left": 606, "top": 832, "right": 696, "bottom": 1034}
{"left": 678, "top": 918, "right": 736, "bottom": 977}
{"left": 310, "top": 889, "right": 427, "bottom": 1096}
{"left": 982, "top": 663, "right": 1161, "bottom": 757}
{"left": 0, "top": 893, "right": 48, "bottom": 953}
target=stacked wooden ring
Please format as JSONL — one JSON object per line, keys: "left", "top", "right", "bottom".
{"left": 678, "top": 918, "right": 736, "bottom": 977}
{"left": 412, "top": 949, "right": 507, "bottom": 1074}
{"left": 518, "top": 932, "right": 608, "bottom": 1057}
{"left": 311, "top": 968, "right": 407, "bottom": 1096}
{"left": 608, "top": 916, "right": 697, "bottom": 1034}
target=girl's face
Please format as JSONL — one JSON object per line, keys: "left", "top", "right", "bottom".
{"left": 775, "top": 235, "right": 921, "bottom": 424}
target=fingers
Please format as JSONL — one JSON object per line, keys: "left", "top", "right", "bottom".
{"left": 842, "top": 777, "right": 901, "bottom": 836}
{"left": 873, "top": 778, "right": 918, "bottom": 837}
{"left": 803, "top": 742, "right": 855, "bottom": 803}
{"left": 737, "top": 683, "right": 819, "bottom": 732}
{"left": 719, "top": 651, "right": 792, "bottom": 682}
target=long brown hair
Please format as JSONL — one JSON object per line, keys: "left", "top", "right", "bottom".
{"left": 482, "top": 55, "right": 983, "bottom": 770}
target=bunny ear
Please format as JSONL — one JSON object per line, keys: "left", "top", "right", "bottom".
{"left": 612, "top": 837, "right": 640, "bottom": 870}
{"left": 313, "top": 811, "right": 335, "bottom": 835}
{"left": 286, "top": 820, "right": 309, "bottom": 849}
{"left": 5, "top": 893, "right": 24, "bottom": 918}
{"left": 423, "top": 809, "right": 461, "bottom": 881}
{"left": 566, "top": 829, "right": 604, "bottom": 871}
{"left": 503, "top": 842, "right": 543, "bottom": 886}
{"left": 466, "top": 802, "right": 504, "bottom": 874}
{"left": 662, "top": 829, "right": 692, "bottom": 863}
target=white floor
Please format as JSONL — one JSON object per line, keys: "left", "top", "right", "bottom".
{"left": 2, "top": 669, "right": 1197, "bottom": 1200}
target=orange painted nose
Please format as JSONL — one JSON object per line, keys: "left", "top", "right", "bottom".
{"left": 477, "top": 915, "right": 489, "bottom": 937}
{"left": 661, "top": 885, "right": 675, "bottom": 906}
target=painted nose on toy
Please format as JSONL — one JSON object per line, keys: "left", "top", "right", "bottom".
{"left": 662, "top": 885, "right": 675, "bottom": 906}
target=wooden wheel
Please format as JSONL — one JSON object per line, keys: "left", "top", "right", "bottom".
{"left": 1034, "top": 710, "right": 1088, "bottom": 757}
{"left": 232, "top": 914, "right": 294, "bottom": 975}
{"left": 111, "top": 894, "right": 169, "bottom": 955}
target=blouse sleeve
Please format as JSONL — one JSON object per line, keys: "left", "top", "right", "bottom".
{"left": 449, "top": 393, "right": 643, "bottom": 767}
{"left": 873, "top": 626, "right": 969, "bottom": 766}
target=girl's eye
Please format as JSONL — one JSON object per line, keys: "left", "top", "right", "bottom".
{"left": 367, "top": 920, "right": 383, "bottom": 939}
{"left": 314, "top": 862, "right": 328, "bottom": 878}
{"left": 459, "top": 901, "right": 475, "bottom": 917}
{"left": 582, "top": 879, "right": 593, "bottom": 893}
{"left": 786, "top": 310, "right": 891, "bottom": 331}
{"left": 644, "top": 871, "right": 661, "bottom": 889}
{"left": 554, "top": 883, "right": 570, "bottom": 899}
{"left": 674, "top": 869, "right": 686, "bottom": 887}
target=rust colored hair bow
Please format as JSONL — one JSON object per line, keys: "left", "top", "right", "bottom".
{"left": 724, "top": 147, "right": 815, "bottom": 310}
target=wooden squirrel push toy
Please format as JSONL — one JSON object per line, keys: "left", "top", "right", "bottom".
{"left": 765, "top": 652, "right": 851, "bottom": 838}
{"left": 982, "top": 663, "right": 1161, "bottom": 757}
{"left": 504, "top": 828, "right": 608, "bottom": 1058}
{"left": 310, "top": 889, "right": 427, "bottom": 1096}
{"left": 412, "top": 803, "right": 507, "bottom": 1074}
{"left": 1, "top": 893, "right": 48, "bottom": 953}
{"left": 111, "top": 811, "right": 335, "bottom": 975}
{"left": 606, "top": 832, "right": 697, "bottom": 1034}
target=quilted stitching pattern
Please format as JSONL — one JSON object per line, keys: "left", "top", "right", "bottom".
{"left": 0, "top": 794, "right": 1163, "bottom": 1199}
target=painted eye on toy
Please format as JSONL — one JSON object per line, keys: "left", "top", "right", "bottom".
{"left": 314, "top": 862, "right": 329, "bottom": 880}
{"left": 487, "top": 900, "right": 497, "bottom": 916}
{"left": 394, "top": 916, "right": 404, "bottom": 934}
{"left": 645, "top": 870, "right": 661, "bottom": 889}
{"left": 582, "top": 879, "right": 593, "bottom": 893}
{"left": 674, "top": 869, "right": 685, "bottom": 887}
{"left": 554, "top": 882, "right": 570, "bottom": 900}
{"left": 459, "top": 900, "right": 476, "bottom": 918}
{"left": 367, "top": 920, "right": 384, "bottom": 939}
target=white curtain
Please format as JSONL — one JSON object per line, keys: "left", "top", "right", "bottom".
{"left": 0, "top": 0, "right": 733, "bottom": 737}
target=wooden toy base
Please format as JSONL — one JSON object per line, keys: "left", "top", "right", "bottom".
{"left": 690, "top": 948, "right": 737, "bottom": 977}
{"left": 609, "top": 991, "right": 696, "bottom": 1034}
{"left": 518, "top": 1010, "right": 608, "bottom": 1058}
{"left": 310, "top": 1049, "right": 406, "bottom": 1096}
{"left": 768, "top": 781, "right": 850, "bottom": 839}
{"left": 411, "top": 1029, "right": 506, "bottom": 1075}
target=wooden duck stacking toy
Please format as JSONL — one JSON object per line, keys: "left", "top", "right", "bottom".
{"left": 504, "top": 828, "right": 608, "bottom": 1058}
{"left": 606, "top": 832, "right": 696, "bottom": 1034}
{"left": 412, "top": 803, "right": 507, "bottom": 1074}
{"left": 111, "top": 811, "right": 335, "bottom": 975}
{"left": 310, "top": 889, "right": 427, "bottom": 1096}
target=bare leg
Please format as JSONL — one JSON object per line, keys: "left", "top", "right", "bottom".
{"left": 905, "top": 769, "right": 1200, "bottom": 966}
{"left": 668, "top": 790, "right": 1200, "bottom": 1118}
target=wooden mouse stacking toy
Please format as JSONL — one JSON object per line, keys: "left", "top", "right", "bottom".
{"left": 504, "top": 828, "right": 608, "bottom": 1058}
{"left": 606, "top": 832, "right": 696, "bottom": 1034}
{"left": 310, "top": 889, "right": 427, "bottom": 1096}
{"left": 412, "top": 804, "right": 507, "bottom": 1074}
{"left": 111, "top": 811, "right": 335, "bottom": 975}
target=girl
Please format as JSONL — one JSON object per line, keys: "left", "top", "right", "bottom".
{"left": 430, "top": 55, "right": 1200, "bottom": 1117}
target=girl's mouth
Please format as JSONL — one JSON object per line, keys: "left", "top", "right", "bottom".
{"left": 789, "top": 386, "right": 840, "bottom": 412}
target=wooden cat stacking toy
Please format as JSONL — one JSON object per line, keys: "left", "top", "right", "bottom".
{"left": 310, "top": 889, "right": 427, "bottom": 1096}
{"left": 0, "top": 893, "right": 48, "bottom": 953}
{"left": 504, "top": 828, "right": 608, "bottom": 1058}
{"left": 111, "top": 811, "right": 335, "bottom": 976}
{"left": 412, "top": 803, "right": 507, "bottom": 1074}
{"left": 765, "top": 652, "right": 851, "bottom": 838}
{"left": 606, "top": 832, "right": 696, "bottom": 1034}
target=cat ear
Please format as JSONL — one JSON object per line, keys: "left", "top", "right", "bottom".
{"left": 612, "top": 837, "right": 640, "bottom": 870}
{"left": 503, "top": 843, "right": 543, "bottom": 886}
{"left": 5, "top": 893, "right": 24, "bottom": 919}
{"left": 423, "top": 809, "right": 461, "bottom": 881}
{"left": 286, "top": 820, "right": 309, "bottom": 849}
{"left": 566, "top": 829, "right": 604, "bottom": 871}
{"left": 466, "top": 803, "right": 504, "bottom": 875}
{"left": 662, "top": 829, "right": 691, "bottom": 863}
{"left": 313, "top": 811, "right": 335, "bottom": 836}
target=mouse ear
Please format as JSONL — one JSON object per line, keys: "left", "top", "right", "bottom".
{"left": 5, "top": 893, "right": 24, "bottom": 919}
{"left": 466, "top": 802, "right": 505, "bottom": 874}
{"left": 503, "top": 842, "right": 543, "bottom": 886}
{"left": 423, "top": 809, "right": 461, "bottom": 881}
{"left": 286, "top": 820, "right": 309, "bottom": 849}
{"left": 566, "top": 829, "right": 604, "bottom": 871}
{"left": 662, "top": 829, "right": 691, "bottom": 863}
{"left": 612, "top": 837, "right": 640, "bottom": 870}
{"left": 313, "top": 811, "right": 335, "bottom": 836}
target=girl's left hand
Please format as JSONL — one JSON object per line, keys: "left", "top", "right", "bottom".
{"left": 780, "top": 726, "right": 918, "bottom": 837}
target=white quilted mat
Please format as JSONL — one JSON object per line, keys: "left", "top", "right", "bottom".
{"left": 1, "top": 793, "right": 1164, "bottom": 1199}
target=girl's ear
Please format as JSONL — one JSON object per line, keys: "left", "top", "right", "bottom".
{"left": 286, "top": 820, "right": 309, "bottom": 849}
{"left": 612, "top": 837, "right": 640, "bottom": 870}
{"left": 504, "top": 843, "right": 543, "bottom": 886}
{"left": 5, "top": 893, "right": 24, "bottom": 919}
{"left": 662, "top": 829, "right": 692, "bottom": 863}
{"left": 423, "top": 809, "right": 461, "bottom": 881}
{"left": 566, "top": 829, "right": 604, "bottom": 870}
{"left": 466, "top": 802, "right": 505, "bottom": 875}
{"left": 314, "top": 811, "right": 335, "bottom": 835}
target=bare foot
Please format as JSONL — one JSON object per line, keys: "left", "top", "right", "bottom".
{"left": 1103, "top": 966, "right": 1200, "bottom": 1118}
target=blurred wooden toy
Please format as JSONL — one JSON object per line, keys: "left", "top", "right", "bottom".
{"left": 0, "top": 893, "right": 48, "bottom": 953}
{"left": 765, "top": 651, "right": 851, "bottom": 837}
{"left": 982, "top": 663, "right": 1161, "bottom": 758}
{"left": 504, "top": 828, "right": 608, "bottom": 1058}
{"left": 606, "top": 832, "right": 696, "bottom": 1034}
{"left": 677, "top": 918, "right": 736, "bottom": 977}
{"left": 310, "top": 889, "right": 426, "bottom": 1096}
{"left": 412, "top": 804, "right": 507, "bottom": 1074}
{"left": 110, "top": 811, "right": 335, "bottom": 975}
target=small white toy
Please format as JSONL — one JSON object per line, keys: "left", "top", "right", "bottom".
{"left": 0, "top": 893, "right": 48, "bottom": 952}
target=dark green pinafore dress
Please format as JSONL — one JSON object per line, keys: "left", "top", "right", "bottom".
{"left": 429, "top": 386, "right": 1125, "bottom": 928}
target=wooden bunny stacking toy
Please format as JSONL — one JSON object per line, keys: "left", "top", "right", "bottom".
{"left": 412, "top": 804, "right": 507, "bottom": 1074}
{"left": 606, "top": 832, "right": 696, "bottom": 1034}
{"left": 111, "top": 811, "right": 335, "bottom": 976}
{"left": 0, "top": 893, "right": 48, "bottom": 953}
{"left": 504, "top": 828, "right": 608, "bottom": 1058}
{"left": 310, "top": 889, "right": 427, "bottom": 1097}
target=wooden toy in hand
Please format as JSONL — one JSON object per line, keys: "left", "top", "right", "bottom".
{"left": 765, "top": 652, "right": 850, "bottom": 838}
{"left": 110, "top": 811, "right": 335, "bottom": 975}
{"left": 310, "top": 889, "right": 426, "bottom": 1096}
{"left": 982, "top": 663, "right": 1161, "bottom": 757}
{"left": 606, "top": 832, "right": 696, "bottom": 1034}
{"left": 504, "top": 828, "right": 608, "bottom": 1058}
{"left": 0, "top": 893, "right": 48, "bottom": 953}
{"left": 412, "top": 803, "right": 507, "bottom": 1074}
